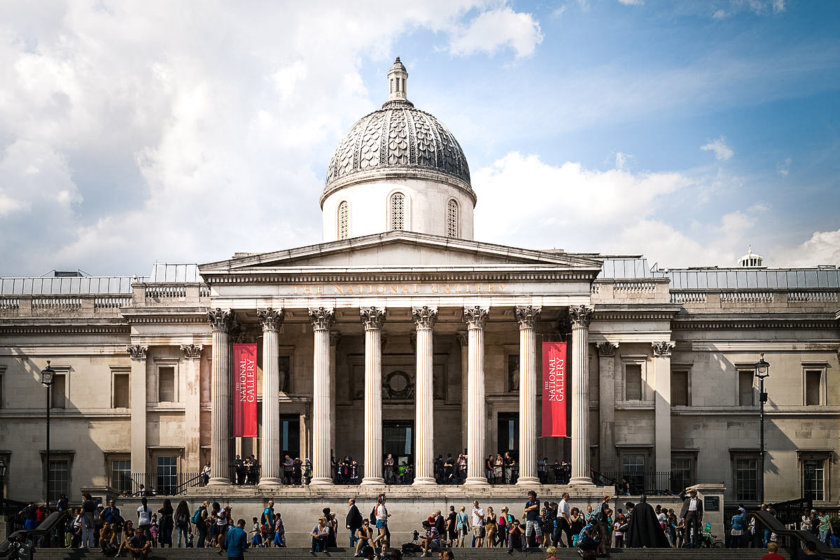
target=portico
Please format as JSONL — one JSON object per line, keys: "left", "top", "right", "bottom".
{"left": 196, "top": 231, "right": 602, "bottom": 488}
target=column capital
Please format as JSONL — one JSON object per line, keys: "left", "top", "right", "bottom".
{"left": 308, "top": 307, "right": 335, "bottom": 331}
{"left": 569, "top": 305, "right": 593, "bottom": 328}
{"left": 180, "top": 344, "right": 203, "bottom": 360}
{"left": 456, "top": 331, "right": 468, "bottom": 347}
{"left": 208, "top": 308, "right": 234, "bottom": 333}
{"left": 652, "top": 341, "right": 675, "bottom": 357}
{"left": 412, "top": 306, "right": 438, "bottom": 330}
{"left": 360, "top": 306, "right": 386, "bottom": 330}
{"left": 127, "top": 345, "right": 148, "bottom": 361}
{"left": 597, "top": 342, "right": 617, "bottom": 357}
{"left": 257, "top": 308, "right": 285, "bottom": 332}
{"left": 514, "top": 305, "right": 541, "bottom": 328}
{"left": 463, "top": 305, "right": 489, "bottom": 330}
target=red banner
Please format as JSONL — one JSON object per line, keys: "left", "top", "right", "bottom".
{"left": 233, "top": 344, "right": 258, "bottom": 437}
{"left": 542, "top": 342, "right": 567, "bottom": 437}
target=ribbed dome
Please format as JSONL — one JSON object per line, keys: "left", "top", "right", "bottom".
{"left": 322, "top": 58, "right": 472, "bottom": 205}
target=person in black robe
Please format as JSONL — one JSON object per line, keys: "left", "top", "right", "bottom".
{"left": 626, "top": 496, "right": 671, "bottom": 548}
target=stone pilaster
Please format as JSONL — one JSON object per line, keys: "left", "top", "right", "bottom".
{"left": 464, "top": 305, "right": 489, "bottom": 486}
{"left": 515, "top": 305, "right": 541, "bottom": 485}
{"left": 360, "top": 307, "right": 386, "bottom": 485}
{"left": 207, "top": 309, "right": 233, "bottom": 486}
{"left": 569, "top": 305, "right": 593, "bottom": 485}
{"left": 597, "top": 342, "right": 618, "bottom": 474}
{"left": 128, "top": 345, "right": 148, "bottom": 477}
{"left": 180, "top": 344, "right": 203, "bottom": 473}
{"left": 413, "top": 306, "right": 438, "bottom": 485}
{"left": 457, "top": 332, "right": 469, "bottom": 453}
{"left": 308, "top": 307, "right": 334, "bottom": 486}
{"left": 652, "top": 340, "right": 674, "bottom": 488}
{"left": 258, "top": 308, "right": 284, "bottom": 487}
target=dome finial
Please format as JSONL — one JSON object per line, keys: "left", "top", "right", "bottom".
{"left": 387, "top": 57, "right": 408, "bottom": 102}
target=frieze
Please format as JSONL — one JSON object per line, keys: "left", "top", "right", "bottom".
{"left": 292, "top": 282, "right": 507, "bottom": 296}
{"left": 202, "top": 272, "right": 597, "bottom": 285}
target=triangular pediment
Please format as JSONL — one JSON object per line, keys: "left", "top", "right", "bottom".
{"left": 199, "top": 231, "right": 602, "bottom": 276}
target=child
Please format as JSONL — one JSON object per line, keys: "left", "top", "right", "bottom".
{"left": 613, "top": 515, "right": 624, "bottom": 549}
{"left": 273, "top": 514, "right": 286, "bottom": 547}
{"left": 250, "top": 517, "right": 262, "bottom": 547}
{"left": 149, "top": 514, "right": 158, "bottom": 547}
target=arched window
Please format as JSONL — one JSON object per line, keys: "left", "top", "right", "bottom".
{"left": 338, "top": 201, "right": 349, "bottom": 240}
{"left": 390, "top": 192, "right": 405, "bottom": 231}
{"left": 447, "top": 199, "right": 458, "bottom": 238}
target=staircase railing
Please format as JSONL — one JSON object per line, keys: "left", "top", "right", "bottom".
{"left": 750, "top": 510, "right": 840, "bottom": 559}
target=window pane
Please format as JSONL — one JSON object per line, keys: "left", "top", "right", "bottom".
{"left": 805, "top": 370, "right": 821, "bottom": 406}
{"left": 156, "top": 456, "right": 178, "bottom": 495}
{"left": 48, "top": 461, "right": 69, "bottom": 503}
{"left": 671, "top": 371, "right": 688, "bottom": 406}
{"left": 735, "top": 457, "right": 758, "bottom": 501}
{"left": 447, "top": 199, "right": 458, "bottom": 238}
{"left": 391, "top": 193, "right": 404, "bottom": 230}
{"left": 113, "top": 374, "right": 129, "bottom": 408}
{"left": 159, "top": 367, "right": 175, "bottom": 402}
{"left": 738, "top": 371, "right": 754, "bottom": 406}
{"left": 51, "top": 375, "right": 66, "bottom": 409}
{"left": 623, "top": 454, "right": 645, "bottom": 494}
{"left": 111, "top": 460, "right": 131, "bottom": 494}
{"left": 671, "top": 457, "right": 693, "bottom": 493}
{"left": 338, "top": 202, "right": 349, "bottom": 240}
{"left": 803, "top": 459, "right": 824, "bottom": 501}
{"left": 626, "top": 365, "right": 642, "bottom": 400}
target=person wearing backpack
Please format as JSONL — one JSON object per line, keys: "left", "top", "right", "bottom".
{"left": 193, "top": 502, "right": 208, "bottom": 548}
{"left": 174, "top": 501, "right": 191, "bottom": 548}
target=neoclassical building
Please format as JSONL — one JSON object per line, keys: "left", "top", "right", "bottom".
{"left": 0, "top": 59, "right": 838, "bottom": 509}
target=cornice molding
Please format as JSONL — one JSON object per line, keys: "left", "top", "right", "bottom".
{"left": 200, "top": 271, "right": 599, "bottom": 284}
{"left": 673, "top": 318, "right": 837, "bottom": 330}
{"left": 0, "top": 325, "right": 130, "bottom": 335}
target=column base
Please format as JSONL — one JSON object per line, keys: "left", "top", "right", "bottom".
{"left": 258, "top": 477, "right": 283, "bottom": 488}
{"left": 206, "top": 477, "right": 231, "bottom": 487}
{"left": 309, "top": 476, "right": 334, "bottom": 487}
{"left": 464, "top": 476, "right": 489, "bottom": 487}
{"left": 516, "top": 476, "right": 540, "bottom": 486}
{"left": 412, "top": 477, "right": 436, "bottom": 486}
{"left": 361, "top": 477, "right": 385, "bottom": 486}
{"left": 568, "top": 476, "right": 595, "bottom": 486}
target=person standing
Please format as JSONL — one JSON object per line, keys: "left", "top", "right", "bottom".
{"left": 102, "top": 499, "right": 122, "bottom": 544}
{"left": 174, "top": 501, "right": 191, "bottom": 548}
{"left": 223, "top": 519, "right": 248, "bottom": 560}
{"left": 262, "top": 500, "right": 276, "bottom": 544}
{"left": 371, "top": 494, "right": 390, "bottom": 550}
{"left": 523, "top": 490, "right": 541, "bottom": 549}
{"left": 455, "top": 506, "right": 468, "bottom": 547}
{"left": 730, "top": 507, "right": 748, "bottom": 548}
{"left": 384, "top": 454, "right": 396, "bottom": 484}
{"left": 346, "top": 499, "right": 363, "bottom": 550}
{"left": 556, "top": 492, "right": 573, "bottom": 548}
{"left": 158, "top": 498, "right": 174, "bottom": 548}
{"left": 679, "top": 488, "right": 703, "bottom": 548}
{"left": 79, "top": 493, "right": 97, "bottom": 550}
{"left": 470, "top": 500, "right": 485, "bottom": 547}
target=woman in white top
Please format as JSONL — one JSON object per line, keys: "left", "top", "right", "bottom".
{"left": 371, "top": 494, "right": 390, "bottom": 550}
{"left": 137, "top": 497, "right": 152, "bottom": 538}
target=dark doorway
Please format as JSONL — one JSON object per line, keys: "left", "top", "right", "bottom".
{"left": 279, "top": 414, "right": 300, "bottom": 458}
{"left": 383, "top": 420, "right": 414, "bottom": 483}
{"left": 497, "top": 412, "right": 519, "bottom": 455}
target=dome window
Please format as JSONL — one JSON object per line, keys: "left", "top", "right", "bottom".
{"left": 338, "top": 201, "right": 349, "bottom": 240}
{"left": 447, "top": 199, "right": 458, "bottom": 238}
{"left": 390, "top": 192, "right": 405, "bottom": 231}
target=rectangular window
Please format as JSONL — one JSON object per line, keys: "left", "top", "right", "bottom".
{"left": 113, "top": 373, "right": 129, "bottom": 408}
{"left": 158, "top": 367, "right": 175, "bottom": 402}
{"left": 507, "top": 354, "right": 520, "bottom": 392}
{"left": 803, "top": 458, "right": 825, "bottom": 501}
{"left": 622, "top": 453, "right": 646, "bottom": 494}
{"left": 48, "top": 460, "right": 69, "bottom": 503}
{"left": 111, "top": 459, "right": 131, "bottom": 494}
{"left": 671, "top": 456, "right": 694, "bottom": 493}
{"left": 738, "top": 370, "right": 754, "bottom": 406}
{"left": 156, "top": 456, "right": 178, "bottom": 495}
{"left": 671, "top": 371, "right": 689, "bottom": 406}
{"left": 51, "top": 373, "right": 66, "bottom": 409}
{"left": 734, "top": 456, "right": 758, "bottom": 501}
{"left": 279, "top": 356, "right": 291, "bottom": 394}
{"left": 805, "top": 370, "right": 822, "bottom": 406}
{"left": 625, "top": 364, "right": 642, "bottom": 400}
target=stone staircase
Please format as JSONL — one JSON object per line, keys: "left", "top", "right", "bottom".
{"left": 30, "top": 547, "right": 788, "bottom": 559}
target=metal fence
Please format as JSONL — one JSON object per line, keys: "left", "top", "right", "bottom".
{"left": 130, "top": 472, "right": 202, "bottom": 496}
{"left": 596, "top": 471, "right": 679, "bottom": 496}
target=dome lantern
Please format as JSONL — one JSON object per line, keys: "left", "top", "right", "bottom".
{"left": 387, "top": 57, "right": 410, "bottom": 104}
{"left": 738, "top": 247, "right": 764, "bottom": 268}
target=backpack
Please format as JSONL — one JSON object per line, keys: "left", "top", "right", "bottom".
{"left": 370, "top": 506, "right": 377, "bottom": 525}
{"left": 191, "top": 507, "right": 202, "bottom": 524}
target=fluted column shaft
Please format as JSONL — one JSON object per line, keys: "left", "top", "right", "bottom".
{"left": 208, "top": 309, "right": 233, "bottom": 486}
{"left": 413, "top": 306, "right": 437, "bottom": 485}
{"left": 516, "top": 306, "right": 541, "bottom": 485}
{"left": 128, "top": 345, "right": 148, "bottom": 477}
{"left": 361, "top": 307, "right": 386, "bottom": 485}
{"left": 309, "top": 307, "right": 334, "bottom": 486}
{"left": 652, "top": 341, "right": 674, "bottom": 490}
{"left": 569, "top": 305, "right": 593, "bottom": 485}
{"left": 258, "top": 309, "right": 284, "bottom": 486}
{"left": 464, "top": 306, "right": 489, "bottom": 486}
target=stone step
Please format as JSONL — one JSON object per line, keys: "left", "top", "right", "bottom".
{"left": 30, "top": 547, "right": 787, "bottom": 559}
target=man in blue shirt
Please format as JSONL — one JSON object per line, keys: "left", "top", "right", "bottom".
{"left": 523, "top": 490, "right": 542, "bottom": 549}
{"left": 224, "top": 519, "right": 248, "bottom": 560}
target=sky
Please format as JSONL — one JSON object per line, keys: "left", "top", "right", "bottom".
{"left": 0, "top": 0, "right": 838, "bottom": 277}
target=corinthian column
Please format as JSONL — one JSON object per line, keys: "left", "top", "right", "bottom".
{"left": 569, "top": 305, "right": 593, "bottom": 485}
{"left": 208, "top": 308, "right": 233, "bottom": 486}
{"left": 464, "top": 305, "right": 490, "bottom": 486}
{"left": 413, "top": 306, "right": 438, "bottom": 485}
{"left": 652, "top": 341, "right": 675, "bottom": 491}
{"left": 309, "top": 307, "right": 335, "bottom": 486}
{"left": 515, "top": 305, "right": 541, "bottom": 485}
{"left": 360, "top": 307, "right": 386, "bottom": 485}
{"left": 180, "top": 344, "right": 203, "bottom": 473}
{"left": 258, "top": 308, "right": 284, "bottom": 487}
{"left": 128, "top": 345, "right": 148, "bottom": 477}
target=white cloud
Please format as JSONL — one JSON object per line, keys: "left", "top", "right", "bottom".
{"left": 618, "top": 0, "right": 644, "bottom": 5}
{"left": 700, "top": 137, "right": 734, "bottom": 161}
{"left": 777, "top": 157, "right": 791, "bottom": 176}
{"left": 448, "top": 6, "right": 543, "bottom": 58}
{"left": 776, "top": 229, "right": 840, "bottom": 267}
{"left": 473, "top": 152, "right": 753, "bottom": 267}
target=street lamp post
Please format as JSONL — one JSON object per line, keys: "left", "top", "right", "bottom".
{"left": 40, "top": 361, "right": 55, "bottom": 511}
{"left": 754, "top": 353, "right": 770, "bottom": 504}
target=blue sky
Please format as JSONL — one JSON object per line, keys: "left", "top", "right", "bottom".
{"left": 0, "top": 0, "right": 838, "bottom": 276}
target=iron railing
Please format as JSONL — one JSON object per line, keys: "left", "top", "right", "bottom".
{"left": 770, "top": 497, "right": 813, "bottom": 527}
{"left": 596, "top": 471, "right": 678, "bottom": 496}
{"left": 130, "top": 472, "right": 201, "bottom": 496}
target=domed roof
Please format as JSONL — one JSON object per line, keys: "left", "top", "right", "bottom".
{"left": 322, "top": 58, "right": 473, "bottom": 205}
